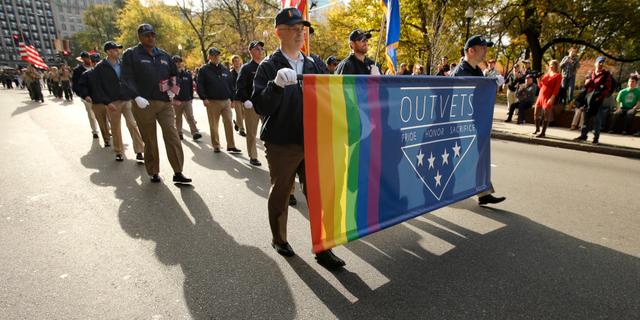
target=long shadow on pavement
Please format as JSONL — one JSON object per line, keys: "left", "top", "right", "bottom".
{"left": 80, "top": 146, "right": 295, "bottom": 319}
{"left": 287, "top": 197, "right": 640, "bottom": 319}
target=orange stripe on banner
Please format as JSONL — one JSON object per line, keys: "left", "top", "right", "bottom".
{"left": 315, "top": 75, "right": 335, "bottom": 250}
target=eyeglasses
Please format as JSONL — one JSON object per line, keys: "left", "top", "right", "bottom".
{"left": 278, "top": 26, "right": 306, "bottom": 33}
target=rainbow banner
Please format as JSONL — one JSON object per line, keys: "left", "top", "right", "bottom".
{"left": 303, "top": 75, "right": 497, "bottom": 253}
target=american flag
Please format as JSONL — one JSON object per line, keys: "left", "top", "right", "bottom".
{"left": 14, "top": 33, "right": 49, "bottom": 70}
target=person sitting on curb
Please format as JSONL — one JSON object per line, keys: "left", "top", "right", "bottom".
{"left": 505, "top": 73, "right": 537, "bottom": 124}
{"left": 609, "top": 74, "right": 640, "bottom": 135}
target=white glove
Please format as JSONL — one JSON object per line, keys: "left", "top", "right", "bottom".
{"left": 243, "top": 100, "right": 253, "bottom": 109}
{"left": 370, "top": 65, "right": 381, "bottom": 75}
{"left": 274, "top": 68, "right": 298, "bottom": 88}
{"left": 135, "top": 96, "right": 149, "bottom": 109}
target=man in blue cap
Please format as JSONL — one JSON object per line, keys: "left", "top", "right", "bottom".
{"left": 72, "top": 50, "right": 100, "bottom": 139}
{"left": 335, "top": 29, "right": 380, "bottom": 75}
{"left": 451, "top": 35, "right": 507, "bottom": 206}
{"left": 121, "top": 23, "right": 191, "bottom": 184}
{"left": 89, "top": 41, "right": 145, "bottom": 162}
{"left": 252, "top": 7, "right": 346, "bottom": 270}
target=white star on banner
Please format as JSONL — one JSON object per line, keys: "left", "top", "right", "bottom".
{"left": 452, "top": 142, "right": 461, "bottom": 158}
{"left": 417, "top": 149, "right": 424, "bottom": 166}
{"left": 427, "top": 152, "right": 435, "bottom": 170}
{"left": 441, "top": 149, "right": 450, "bottom": 165}
{"left": 434, "top": 170, "right": 442, "bottom": 187}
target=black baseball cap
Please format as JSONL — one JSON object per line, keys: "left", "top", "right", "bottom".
{"left": 208, "top": 47, "right": 221, "bottom": 56}
{"left": 275, "top": 7, "right": 311, "bottom": 27}
{"left": 248, "top": 41, "right": 264, "bottom": 51}
{"left": 464, "top": 35, "right": 493, "bottom": 50}
{"left": 172, "top": 55, "right": 183, "bottom": 63}
{"left": 103, "top": 41, "right": 123, "bottom": 52}
{"left": 326, "top": 56, "right": 340, "bottom": 65}
{"left": 349, "top": 29, "right": 372, "bottom": 42}
{"left": 79, "top": 51, "right": 90, "bottom": 58}
{"left": 90, "top": 53, "right": 101, "bottom": 62}
{"left": 137, "top": 23, "right": 155, "bottom": 35}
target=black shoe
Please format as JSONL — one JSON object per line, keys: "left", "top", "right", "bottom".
{"left": 115, "top": 154, "right": 124, "bottom": 162}
{"left": 478, "top": 194, "right": 506, "bottom": 205}
{"left": 573, "top": 135, "right": 587, "bottom": 141}
{"left": 504, "top": 119, "right": 512, "bottom": 123}
{"left": 179, "top": 134, "right": 184, "bottom": 140}
{"left": 272, "top": 241, "right": 295, "bottom": 257}
{"left": 173, "top": 172, "right": 192, "bottom": 184}
{"left": 315, "top": 250, "right": 346, "bottom": 269}
{"left": 592, "top": 139, "right": 599, "bottom": 145}
{"left": 193, "top": 133, "right": 202, "bottom": 140}
{"left": 93, "top": 133, "right": 99, "bottom": 139}
{"left": 239, "top": 130, "right": 247, "bottom": 137}
{"left": 289, "top": 194, "right": 297, "bottom": 206}
{"left": 213, "top": 147, "right": 221, "bottom": 153}
{"left": 233, "top": 120, "right": 239, "bottom": 132}
{"left": 104, "top": 142, "right": 111, "bottom": 147}
{"left": 249, "top": 158, "right": 262, "bottom": 166}
{"left": 150, "top": 174, "right": 161, "bottom": 183}
{"left": 227, "top": 147, "right": 242, "bottom": 154}
{"left": 136, "top": 153, "right": 144, "bottom": 161}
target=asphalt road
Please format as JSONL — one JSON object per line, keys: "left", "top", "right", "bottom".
{"left": 1, "top": 89, "right": 639, "bottom": 320}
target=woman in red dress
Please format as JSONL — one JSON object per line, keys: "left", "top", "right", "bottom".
{"left": 533, "top": 59, "right": 562, "bottom": 137}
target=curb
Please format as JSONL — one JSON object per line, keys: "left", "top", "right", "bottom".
{"left": 491, "top": 130, "right": 640, "bottom": 159}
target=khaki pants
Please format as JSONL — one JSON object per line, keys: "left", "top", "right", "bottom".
{"left": 82, "top": 99, "right": 99, "bottom": 134}
{"left": 106, "top": 100, "right": 144, "bottom": 155}
{"left": 91, "top": 104, "right": 110, "bottom": 144}
{"left": 132, "top": 100, "right": 184, "bottom": 175}
{"left": 265, "top": 143, "right": 306, "bottom": 244}
{"left": 232, "top": 100, "right": 245, "bottom": 131}
{"left": 572, "top": 108, "right": 584, "bottom": 128}
{"left": 244, "top": 106, "right": 260, "bottom": 159}
{"left": 205, "top": 99, "right": 236, "bottom": 149}
{"left": 506, "top": 89, "right": 516, "bottom": 109}
{"left": 173, "top": 100, "right": 199, "bottom": 135}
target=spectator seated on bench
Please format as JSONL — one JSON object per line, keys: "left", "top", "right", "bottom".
{"left": 609, "top": 74, "right": 640, "bottom": 135}
{"left": 505, "top": 73, "right": 537, "bottom": 124}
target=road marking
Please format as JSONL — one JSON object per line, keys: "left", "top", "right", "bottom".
{"left": 59, "top": 274, "right": 68, "bottom": 279}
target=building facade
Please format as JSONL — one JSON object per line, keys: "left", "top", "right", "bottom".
{"left": 0, "top": 0, "right": 58, "bottom": 66}
{"left": 49, "top": 0, "right": 111, "bottom": 40}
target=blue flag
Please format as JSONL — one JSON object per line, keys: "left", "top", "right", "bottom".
{"left": 381, "top": 0, "right": 400, "bottom": 74}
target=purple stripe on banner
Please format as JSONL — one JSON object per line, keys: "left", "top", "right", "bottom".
{"left": 367, "top": 77, "right": 382, "bottom": 232}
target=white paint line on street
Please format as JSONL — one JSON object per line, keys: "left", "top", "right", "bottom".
{"left": 403, "top": 222, "right": 456, "bottom": 256}
{"left": 59, "top": 274, "right": 69, "bottom": 279}
{"left": 432, "top": 210, "right": 506, "bottom": 236}
{"left": 416, "top": 216, "right": 468, "bottom": 239}
{"left": 122, "top": 275, "right": 131, "bottom": 280}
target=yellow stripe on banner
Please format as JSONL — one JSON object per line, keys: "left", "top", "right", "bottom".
{"left": 315, "top": 76, "right": 333, "bottom": 248}
{"left": 329, "top": 76, "right": 348, "bottom": 246}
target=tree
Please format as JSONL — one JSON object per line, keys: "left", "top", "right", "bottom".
{"left": 490, "top": 0, "right": 640, "bottom": 72}
{"left": 72, "top": 4, "right": 119, "bottom": 53}
{"left": 116, "top": 0, "right": 191, "bottom": 56}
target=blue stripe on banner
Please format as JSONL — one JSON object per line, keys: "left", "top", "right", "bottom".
{"left": 355, "top": 76, "right": 371, "bottom": 236}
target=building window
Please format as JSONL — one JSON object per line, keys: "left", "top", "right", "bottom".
{"left": 70, "top": 25, "right": 75, "bottom": 31}
{"left": 62, "top": 24, "right": 66, "bottom": 31}
{"left": 60, "top": 15, "right": 65, "bottom": 21}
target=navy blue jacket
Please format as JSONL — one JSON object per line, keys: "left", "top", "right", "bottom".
{"left": 174, "top": 69, "right": 194, "bottom": 101}
{"left": 88, "top": 59, "right": 129, "bottom": 104}
{"left": 450, "top": 60, "right": 484, "bottom": 77}
{"left": 71, "top": 64, "right": 89, "bottom": 96}
{"left": 121, "top": 43, "right": 177, "bottom": 102}
{"left": 196, "top": 62, "right": 234, "bottom": 100}
{"left": 236, "top": 60, "right": 259, "bottom": 103}
{"left": 252, "top": 49, "right": 325, "bottom": 145}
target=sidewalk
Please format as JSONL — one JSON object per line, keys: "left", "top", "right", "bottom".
{"left": 491, "top": 103, "right": 640, "bottom": 159}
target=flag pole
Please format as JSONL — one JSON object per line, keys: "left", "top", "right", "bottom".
{"left": 374, "top": 12, "right": 386, "bottom": 67}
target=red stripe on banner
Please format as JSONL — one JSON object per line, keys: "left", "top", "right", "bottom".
{"left": 303, "top": 75, "right": 324, "bottom": 253}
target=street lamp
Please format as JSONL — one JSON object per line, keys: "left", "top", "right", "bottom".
{"left": 464, "top": 6, "right": 474, "bottom": 42}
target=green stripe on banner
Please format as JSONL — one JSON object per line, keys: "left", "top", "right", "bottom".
{"left": 343, "top": 76, "right": 361, "bottom": 242}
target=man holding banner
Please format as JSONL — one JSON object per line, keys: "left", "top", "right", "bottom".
{"left": 450, "top": 35, "right": 506, "bottom": 206}
{"left": 252, "top": 7, "right": 346, "bottom": 270}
